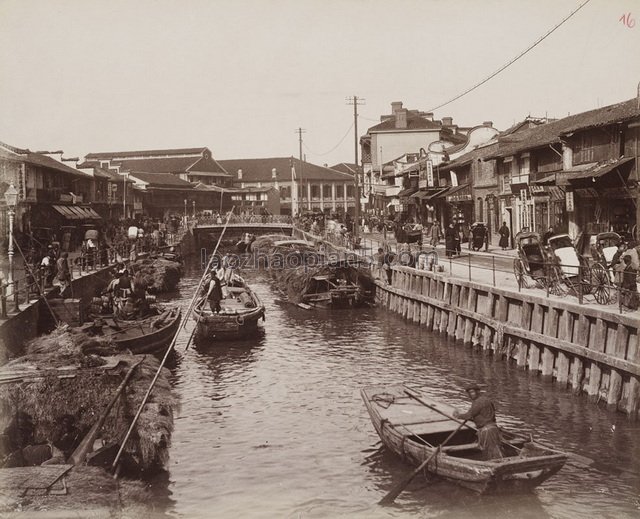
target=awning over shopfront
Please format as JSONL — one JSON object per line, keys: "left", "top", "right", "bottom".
{"left": 560, "top": 157, "right": 634, "bottom": 183}
{"left": 52, "top": 205, "right": 83, "bottom": 219}
{"left": 52, "top": 205, "right": 102, "bottom": 220}
{"left": 445, "top": 184, "right": 472, "bottom": 203}
{"left": 397, "top": 187, "right": 418, "bottom": 198}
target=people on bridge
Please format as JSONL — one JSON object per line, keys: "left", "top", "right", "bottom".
{"left": 453, "top": 383, "right": 503, "bottom": 460}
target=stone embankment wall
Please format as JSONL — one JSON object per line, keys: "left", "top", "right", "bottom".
{"left": 378, "top": 265, "right": 640, "bottom": 419}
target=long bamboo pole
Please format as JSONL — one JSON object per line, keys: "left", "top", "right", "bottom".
{"left": 181, "top": 207, "right": 235, "bottom": 329}
{"left": 112, "top": 208, "right": 236, "bottom": 474}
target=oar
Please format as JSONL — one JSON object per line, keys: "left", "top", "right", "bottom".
{"left": 379, "top": 419, "right": 468, "bottom": 506}
{"left": 68, "top": 356, "right": 145, "bottom": 465}
{"left": 403, "top": 387, "right": 596, "bottom": 467}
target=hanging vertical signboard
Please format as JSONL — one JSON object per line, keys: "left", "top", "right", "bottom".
{"left": 565, "top": 191, "right": 574, "bottom": 212}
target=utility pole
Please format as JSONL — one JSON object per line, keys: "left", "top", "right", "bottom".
{"left": 295, "top": 127, "right": 306, "bottom": 213}
{"left": 346, "top": 95, "right": 365, "bottom": 239}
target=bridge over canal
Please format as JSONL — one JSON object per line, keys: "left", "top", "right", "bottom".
{"left": 192, "top": 216, "right": 294, "bottom": 248}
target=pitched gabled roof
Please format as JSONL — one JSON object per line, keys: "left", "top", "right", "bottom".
{"left": 218, "top": 157, "right": 355, "bottom": 182}
{"left": 128, "top": 172, "right": 194, "bottom": 188}
{"left": 113, "top": 155, "right": 228, "bottom": 175}
{"left": 0, "top": 141, "right": 86, "bottom": 178}
{"left": 367, "top": 114, "right": 443, "bottom": 133}
{"left": 488, "top": 98, "right": 640, "bottom": 159}
{"left": 439, "top": 142, "right": 499, "bottom": 170}
{"left": 330, "top": 163, "right": 359, "bottom": 175}
{"left": 85, "top": 147, "right": 207, "bottom": 159}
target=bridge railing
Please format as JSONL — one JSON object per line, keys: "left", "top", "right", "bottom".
{"left": 195, "top": 215, "right": 293, "bottom": 226}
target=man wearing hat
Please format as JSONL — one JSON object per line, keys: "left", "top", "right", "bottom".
{"left": 453, "top": 383, "right": 503, "bottom": 460}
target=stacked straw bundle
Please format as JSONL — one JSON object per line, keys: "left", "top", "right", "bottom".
{"left": 0, "top": 326, "right": 175, "bottom": 472}
{"left": 130, "top": 256, "right": 182, "bottom": 293}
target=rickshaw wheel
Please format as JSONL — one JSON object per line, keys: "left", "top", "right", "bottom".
{"left": 513, "top": 259, "right": 527, "bottom": 289}
{"left": 591, "top": 263, "right": 612, "bottom": 304}
{"left": 579, "top": 256, "right": 593, "bottom": 295}
{"left": 548, "top": 265, "right": 566, "bottom": 296}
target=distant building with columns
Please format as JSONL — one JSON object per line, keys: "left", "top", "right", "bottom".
{"left": 218, "top": 157, "right": 357, "bottom": 216}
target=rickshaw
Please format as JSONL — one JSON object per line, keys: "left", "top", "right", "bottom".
{"left": 547, "top": 234, "right": 611, "bottom": 303}
{"left": 513, "top": 231, "right": 563, "bottom": 294}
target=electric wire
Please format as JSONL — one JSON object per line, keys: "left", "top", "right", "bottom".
{"left": 303, "top": 122, "right": 354, "bottom": 157}
{"left": 427, "top": 0, "right": 592, "bottom": 113}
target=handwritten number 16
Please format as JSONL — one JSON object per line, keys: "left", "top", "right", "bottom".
{"left": 620, "top": 12, "right": 635, "bottom": 28}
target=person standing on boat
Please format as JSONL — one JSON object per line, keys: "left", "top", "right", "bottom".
{"left": 453, "top": 384, "right": 503, "bottom": 460}
{"left": 206, "top": 273, "right": 223, "bottom": 313}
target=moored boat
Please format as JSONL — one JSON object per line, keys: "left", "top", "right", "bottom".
{"left": 361, "top": 384, "right": 567, "bottom": 494}
{"left": 91, "top": 306, "right": 182, "bottom": 355}
{"left": 193, "top": 275, "right": 265, "bottom": 340}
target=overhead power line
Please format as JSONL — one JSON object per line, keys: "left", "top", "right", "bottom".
{"left": 427, "top": 0, "right": 592, "bottom": 113}
{"left": 302, "top": 122, "right": 354, "bottom": 157}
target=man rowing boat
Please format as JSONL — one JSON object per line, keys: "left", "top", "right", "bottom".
{"left": 453, "top": 383, "right": 503, "bottom": 460}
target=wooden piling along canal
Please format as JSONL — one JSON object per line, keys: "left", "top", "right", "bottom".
{"left": 377, "top": 265, "right": 640, "bottom": 418}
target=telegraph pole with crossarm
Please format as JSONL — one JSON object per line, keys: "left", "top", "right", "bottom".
{"left": 346, "top": 96, "right": 365, "bottom": 240}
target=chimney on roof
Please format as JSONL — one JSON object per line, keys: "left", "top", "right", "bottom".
{"left": 423, "top": 112, "right": 434, "bottom": 121}
{"left": 237, "top": 169, "right": 243, "bottom": 180}
{"left": 396, "top": 109, "right": 408, "bottom": 129}
{"left": 483, "top": 121, "right": 493, "bottom": 128}
{"left": 442, "top": 117, "right": 453, "bottom": 126}
{"left": 391, "top": 101, "right": 403, "bottom": 114}
{"left": 271, "top": 168, "right": 277, "bottom": 179}
{"left": 62, "top": 157, "right": 79, "bottom": 169}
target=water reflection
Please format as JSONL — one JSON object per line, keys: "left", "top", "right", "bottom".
{"left": 158, "top": 262, "right": 640, "bottom": 518}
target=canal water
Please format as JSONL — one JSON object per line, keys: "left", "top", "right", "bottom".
{"left": 153, "top": 259, "right": 639, "bottom": 519}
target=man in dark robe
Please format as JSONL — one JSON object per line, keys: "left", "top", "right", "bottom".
{"left": 454, "top": 384, "right": 503, "bottom": 460}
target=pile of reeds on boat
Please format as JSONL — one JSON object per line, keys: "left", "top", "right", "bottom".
{"left": 130, "top": 255, "right": 182, "bottom": 293}
{"left": 0, "top": 325, "right": 176, "bottom": 477}
{"left": 252, "top": 234, "right": 375, "bottom": 307}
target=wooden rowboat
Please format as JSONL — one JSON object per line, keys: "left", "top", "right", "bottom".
{"left": 361, "top": 384, "right": 567, "bottom": 494}
{"left": 193, "top": 278, "right": 265, "bottom": 341}
{"left": 101, "top": 306, "right": 182, "bottom": 355}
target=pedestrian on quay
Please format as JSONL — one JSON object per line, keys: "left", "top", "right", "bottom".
{"left": 542, "top": 225, "right": 555, "bottom": 246}
{"left": 429, "top": 222, "right": 441, "bottom": 248}
{"left": 445, "top": 223, "right": 456, "bottom": 258}
{"left": 453, "top": 383, "right": 503, "bottom": 460}
{"left": 55, "top": 252, "right": 71, "bottom": 298}
{"left": 620, "top": 255, "right": 639, "bottom": 310}
{"left": 498, "top": 222, "right": 510, "bottom": 250}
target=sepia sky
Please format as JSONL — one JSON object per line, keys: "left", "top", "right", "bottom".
{"left": 1, "top": 0, "right": 639, "bottom": 167}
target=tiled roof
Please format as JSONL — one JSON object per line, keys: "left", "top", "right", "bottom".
{"left": 0, "top": 141, "right": 86, "bottom": 177}
{"left": 439, "top": 142, "right": 500, "bottom": 170}
{"left": 113, "top": 155, "right": 228, "bottom": 175}
{"left": 330, "top": 163, "right": 358, "bottom": 175}
{"left": 128, "top": 172, "right": 194, "bottom": 188}
{"left": 85, "top": 147, "right": 207, "bottom": 159}
{"left": 218, "top": 157, "right": 355, "bottom": 182}
{"left": 488, "top": 98, "right": 640, "bottom": 159}
{"left": 367, "top": 115, "right": 443, "bottom": 132}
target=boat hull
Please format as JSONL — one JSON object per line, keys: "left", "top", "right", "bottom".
{"left": 194, "top": 307, "right": 264, "bottom": 340}
{"left": 193, "top": 282, "right": 265, "bottom": 341}
{"left": 112, "top": 307, "right": 182, "bottom": 355}
{"left": 361, "top": 384, "right": 567, "bottom": 495}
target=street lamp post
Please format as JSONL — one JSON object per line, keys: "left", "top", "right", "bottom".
{"left": 122, "top": 173, "right": 128, "bottom": 219}
{"left": 4, "top": 184, "right": 18, "bottom": 299}
{"left": 184, "top": 199, "right": 187, "bottom": 223}
{"left": 192, "top": 200, "right": 196, "bottom": 218}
